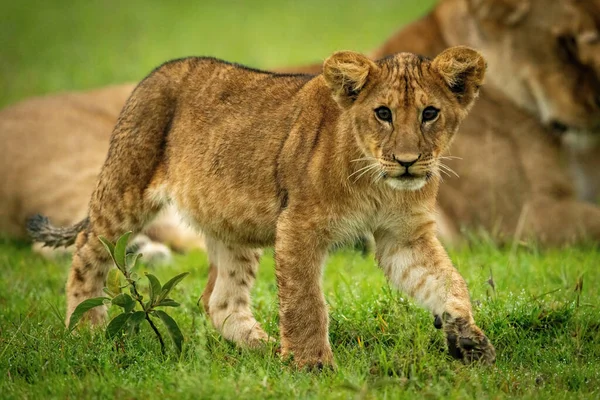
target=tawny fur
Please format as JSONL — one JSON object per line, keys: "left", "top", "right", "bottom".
{"left": 29, "top": 48, "right": 494, "bottom": 367}
{"left": 2, "top": 0, "right": 599, "bottom": 251}
{"left": 0, "top": 84, "right": 204, "bottom": 258}
{"left": 284, "top": 0, "right": 600, "bottom": 245}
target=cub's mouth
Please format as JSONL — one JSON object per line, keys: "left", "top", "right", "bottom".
{"left": 383, "top": 170, "right": 431, "bottom": 191}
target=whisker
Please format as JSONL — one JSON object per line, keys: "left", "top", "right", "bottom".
{"left": 438, "top": 167, "right": 456, "bottom": 179}
{"left": 437, "top": 169, "right": 451, "bottom": 179}
{"left": 353, "top": 164, "right": 380, "bottom": 183}
{"left": 369, "top": 168, "right": 384, "bottom": 184}
{"left": 431, "top": 169, "right": 445, "bottom": 183}
{"left": 439, "top": 156, "right": 463, "bottom": 161}
{"left": 438, "top": 162, "right": 459, "bottom": 178}
{"left": 347, "top": 163, "right": 378, "bottom": 180}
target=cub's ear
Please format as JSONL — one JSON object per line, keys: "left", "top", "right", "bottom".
{"left": 323, "top": 51, "right": 378, "bottom": 107}
{"left": 467, "top": 0, "right": 530, "bottom": 26}
{"left": 432, "top": 46, "right": 486, "bottom": 108}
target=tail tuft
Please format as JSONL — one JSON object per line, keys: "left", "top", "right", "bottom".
{"left": 27, "top": 214, "right": 89, "bottom": 248}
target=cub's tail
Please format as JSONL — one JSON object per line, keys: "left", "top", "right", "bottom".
{"left": 27, "top": 214, "right": 89, "bottom": 248}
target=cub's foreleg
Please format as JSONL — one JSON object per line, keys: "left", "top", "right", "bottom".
{"left": 275, "top": 212, "right": 333, "bottom": 369}
{"left": 375, "top": 230, "right": 495, "bottom": 364}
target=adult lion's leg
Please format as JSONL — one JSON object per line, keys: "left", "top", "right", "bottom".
{"left": 202, "top": 235, "right": 270, "bottom": 348}
{"left": 274, "top": 211, "right": 333, "bottom": 369}
{"left": 142, "top": 204, "right": 206, "bottom": 253}
{"left": 375, "top": 230, "right": 495, "bottom": 364}
{"left": 521, "top": 197, "right": 600, "bottom": 245}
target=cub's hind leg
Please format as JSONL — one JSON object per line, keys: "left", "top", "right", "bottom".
{"left": 28, "top": 71, "right": 179, "bottom": 327}
{"left": 201, "top": 236, "right": 270, "bottom": 347}
{"left": 66, "top": 200, "right": 161, "bottom": 326}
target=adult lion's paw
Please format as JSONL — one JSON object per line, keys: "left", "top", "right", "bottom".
{"left": 444, "top": 317, "right": 496, "bottom": 365}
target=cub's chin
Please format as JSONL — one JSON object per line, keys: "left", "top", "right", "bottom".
{"left": 384, "top": 174, "right": 428, "bottom": 191}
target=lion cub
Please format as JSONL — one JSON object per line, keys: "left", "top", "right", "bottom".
{"left": 29, "top": 46, "right": 494, "bottom": 367}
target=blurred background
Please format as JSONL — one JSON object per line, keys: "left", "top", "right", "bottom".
{"left": 0, "top": 0, "right": 436, "bottom": 107}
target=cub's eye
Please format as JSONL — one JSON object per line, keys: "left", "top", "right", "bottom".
{"left": 375, "top": 106, "right": 392, "bottom": 122}
{"left": 422, "top": 106, "right": 439, "bottom": 122}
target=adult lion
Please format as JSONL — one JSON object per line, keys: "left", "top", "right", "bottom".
{"left": 0, "top": 84, "right": 204, "bottom": 259}
{"left": 285, "top": 0, "right": 600, "bottom": 245}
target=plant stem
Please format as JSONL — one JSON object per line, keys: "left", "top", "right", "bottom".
{"left": 129, "top": 278, "right": 145, "bottom": 304}
{"left": 125, "top": 273, "right": 166, "bottom": 355}
{"left": 146, "top": 314, "right": 166, "bottom": 355}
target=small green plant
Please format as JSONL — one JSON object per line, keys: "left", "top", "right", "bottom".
{"left": 68, "top": 232, "right": 189, "bottom": 355}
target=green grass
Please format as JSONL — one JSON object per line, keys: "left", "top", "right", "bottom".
{"left": 1, "top": 240, "right": 599, "bottom": 399}
{"left": 1, "top": 0, "right": 600, "bottom": 398}
{"left": 0, "top": 0, "right": 435, "bottom": 107}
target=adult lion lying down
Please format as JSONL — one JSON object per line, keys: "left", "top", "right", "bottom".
{"left": 29, "top": 47, "right": 495, "bottom": 367}
{"left": 285, "top": 0, "right": 600, "bottom": 245}
{"left": 0, "top": 85, "right": 204, "bottom": 259}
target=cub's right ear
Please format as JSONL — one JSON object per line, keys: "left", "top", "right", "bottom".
{"left": 323, "top": 51, "right": 378, "bottom": 107}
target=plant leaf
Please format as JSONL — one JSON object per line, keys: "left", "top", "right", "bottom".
{"left": 113, "top": 231, "right": 132, "bottom": 271}
{"left": 112, "top": 293, "right": 136, "bottom": 313}
{"left": 156, "top": 299, "right": 180, "bottom": 308}
{"left": 127, "top": 311, "right": 147, "bottom": 331}
{"left": 126, "top": 252, "right": 142, "bottom": 271}
{"left": 68, "top": 297, "right": 109, "bottom": 331}
{"left": 106, "top": 312, "right": 132, "bottom": 339}
{"left": 158, "top": 272, "right": 189, "bottom": 302}
{"left": 98, "top": 236, "right": 117, "bottom": 267}
{"left": 105, "top": 268, "right": 122, "bottom": 298}
{"left": 146, "top": 273, "right": 162, "bottom": 305}
{"left": 154, "top": 310, "right": 184, "bottom": 354}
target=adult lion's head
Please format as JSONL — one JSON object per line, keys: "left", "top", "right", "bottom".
{"left": 438, "top": 0, "right": 600, "bottom": 135}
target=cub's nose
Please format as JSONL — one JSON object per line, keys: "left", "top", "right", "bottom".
{"left": 393, "top": 153, "right": 421, "bottom": 168}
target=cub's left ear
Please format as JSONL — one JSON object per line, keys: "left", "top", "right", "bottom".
{"left": 323, "top": 51, "right": 378, "bottom": 108}
{"left": 432, "top": 46, "right": 486, "bottom": 109}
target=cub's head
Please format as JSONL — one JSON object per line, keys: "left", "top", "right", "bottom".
{"left": 450, "top": 0, "right": 600, "bottom": 135}
{"left": 323, "top": 47, "right": 485, "bottom": 191}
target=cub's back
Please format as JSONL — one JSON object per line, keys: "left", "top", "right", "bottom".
{"left": 134, "top": 58, "right": 324, "bottom": 245}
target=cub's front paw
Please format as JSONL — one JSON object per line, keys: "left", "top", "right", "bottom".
{"left": 444, "top": 317, "right": 495, "bottom": 365}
